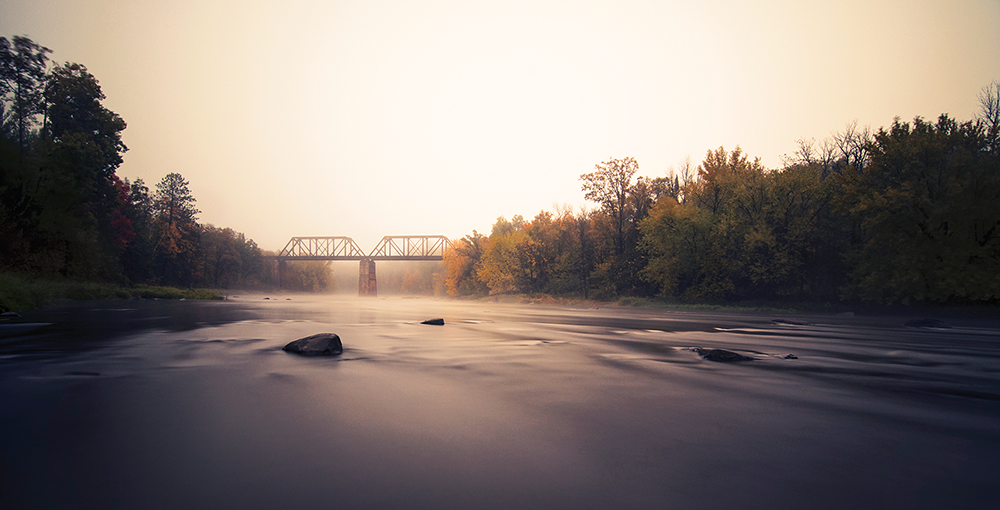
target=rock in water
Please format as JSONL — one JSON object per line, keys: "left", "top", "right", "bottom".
{"left": 421, "top": 318, "right": 445, "bottom": 326}
{"left": 283, "top": 333, "right": 343, "bottom": 356}
{"left": 691, "top": 348, "right": 754, "bottom": 362}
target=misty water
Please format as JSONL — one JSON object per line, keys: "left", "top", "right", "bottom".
{"left": 1, "top": 295, "right": 998, "bottom": 509}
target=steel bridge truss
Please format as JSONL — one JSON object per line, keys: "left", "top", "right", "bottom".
{"left": 277, "top": 236, "right": 367, "bottom": 260}
{"left": 367, "top": 236, "right": 450, "bottom": 260}
{"left": 276, "top": 235, "right": 451, "bottom": 261}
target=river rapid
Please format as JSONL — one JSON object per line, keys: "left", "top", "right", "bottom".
{"left": 1, "top": 295, "right": 998, "bottom": 509}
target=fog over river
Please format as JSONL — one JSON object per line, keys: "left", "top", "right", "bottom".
{"left": 2, "top": 296, "right": 998, "bottom": 509}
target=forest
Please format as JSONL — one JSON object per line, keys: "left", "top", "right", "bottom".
{"left": 3, "top": 35, "right": 999, "bottom": 306}
{"left": 0, "top": 36, "right": 335, "bottom": 293}
{"left": 444, "top": 86, "right": 1000, "bottom": 305}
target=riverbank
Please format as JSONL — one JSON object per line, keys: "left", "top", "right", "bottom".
{"left": 4, "top": 271, "right": 996, "bottom": 320}
{"left": 0, "top": 272, "right": 223, "bottom": 313}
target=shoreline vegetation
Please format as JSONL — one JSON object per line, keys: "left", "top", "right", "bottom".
{"left": 3, "top": 36, "right": 999, "bottom": 313}
{"left": 0, "top": 272, "right": 221, "bottom": 313}
{"left": 4, "top": 271, "right": 996, "bottom": 322}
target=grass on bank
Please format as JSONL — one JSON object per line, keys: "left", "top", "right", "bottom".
{"left": 0, "top": 272, "right": 222, "bottom": 313}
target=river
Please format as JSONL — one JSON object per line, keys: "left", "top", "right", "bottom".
{"left": 1, "top": 295, "right": 998, "bottom": 509}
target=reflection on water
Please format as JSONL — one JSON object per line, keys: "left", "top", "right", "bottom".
{"left": 1, "top": 295, "right": 998, "bottom": 509}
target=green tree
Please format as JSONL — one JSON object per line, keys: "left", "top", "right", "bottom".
{"left": 154, "top": 172, "right": 199, "bottom": 225}
{"left": 153, "top": 173, "right": 200, "bottom": 285}
{"left": 0, "top": 57, "right": 129, "bottom": 279}
{"left": 839, "top": 115, "right": 1000, "bottom": 303}
{"left": 233, "top": 232, "right": 264, "bottom": 288}
{"left": 120, "top": 177, "right": 156, "bottom": 283}
{"left": 0, "top": 36, "right": 51, "bottom": 154}
{"left": 42, "top": 63, "right": 129, "bottom": 273}
{"left": 198, "top": 225, "right": 242, "bottom": 288}
{"left": 43, "top": 62, "right": 127, "bottom": 178}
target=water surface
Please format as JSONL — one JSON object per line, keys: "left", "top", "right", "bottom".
{"left": 2, "top": 295, "right": 998, "bottom": 509}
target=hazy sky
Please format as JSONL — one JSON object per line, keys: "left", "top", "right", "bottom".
{"left": 3, "top": 0, "right": 999, "bottom": 251}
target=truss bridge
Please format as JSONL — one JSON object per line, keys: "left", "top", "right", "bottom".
{"left": 268, "top": 236, "right": 451, "bottom": 296}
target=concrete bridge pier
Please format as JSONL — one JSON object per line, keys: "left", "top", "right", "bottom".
{"left": 359, "top": 258, "right": 377, "bottom": 297}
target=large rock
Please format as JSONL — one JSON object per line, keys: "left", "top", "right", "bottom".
{"left": 691, "top": 348, "right": 755, "bottom": 362}
{"left": 421, "top": 318, "right": 445, "bottom": 326}
{"left": 283, "top": 333, "right": 343, "bottom": 356}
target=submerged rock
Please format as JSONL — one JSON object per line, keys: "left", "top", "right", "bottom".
{"left": 421, "top": 318, "right": 445, "bottom": 326}
{"left": 691, "top": 348, "right": 755, "bottom": 362}
{"left": 282, "top": 333, "right": 343, "bottom": 356}
{"left": 903, "top": 318, "right": 951, "bottom": 329}
{"left": 784, "top": 354, "right": 798, "bottom": 360}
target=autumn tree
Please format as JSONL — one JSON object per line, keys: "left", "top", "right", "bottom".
{"left": 581, "top": 157, "right": 638, "bottom": 255}
{"left": 443, "top": 231, "right": 489, "bottom": 296}
{"left": 641, "top": 146, "right": 835, "bottom": 301}
{"left": 579, "top": 157, "right": 659, "bottom": 295}
{"left": 534, "top": 207, "right": 588, "bottom": 295}
{"left": 478, "top": 216, "right": 530, "bottom": 294}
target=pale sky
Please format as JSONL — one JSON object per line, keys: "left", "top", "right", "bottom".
{"left": 3, "top": 0, "right": 999, "bottom": 251}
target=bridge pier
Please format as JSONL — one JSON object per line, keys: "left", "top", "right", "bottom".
{"left": 277, "top": 260, "right": 287, "bottom": 289}
{"left": 358, "top": 258, "right": 377, "bottom": 297}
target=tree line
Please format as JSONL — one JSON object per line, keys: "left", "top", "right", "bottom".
{"left": 4, "top": 35, "right": 998, "bottom": 304}
{"left": 0, "top": 36, "right": 286, "bottom": 289}
{"left": 445, "top": 83, "right": 1000, "bottom": 305}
